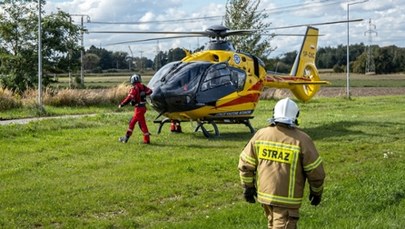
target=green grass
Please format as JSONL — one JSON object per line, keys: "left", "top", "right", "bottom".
{"left": 0, "top": 105, "right": 117, "bottom": 120}
{"left": 1, "top": 96, "right": 405, "bottom": 228}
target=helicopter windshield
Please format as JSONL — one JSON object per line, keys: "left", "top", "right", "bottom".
{"left": 148, "top": 61, "right": 181, "bottom": 90}
{"left": 163, "top": 62, "right": 211, "bottom": 95}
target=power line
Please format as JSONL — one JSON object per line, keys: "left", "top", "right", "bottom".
{"left": 85, "top": 0, "right": 346, "bottom": 26}
{"left": 263, "top": 0, "right": 344, "bottom": 14}
{"left": 89, "top": 15, "right": 222, "bottom": 25}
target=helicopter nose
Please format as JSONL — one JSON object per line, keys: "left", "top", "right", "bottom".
{"left": 150, "top": 87, "right": 167, "bottom": 113}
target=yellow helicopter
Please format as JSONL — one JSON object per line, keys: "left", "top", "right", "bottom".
{"left": 144, "top": 25, "right": 327, "bottom": 137}
{"left": 89, "top": 21, "right": 360, "bottom": 137}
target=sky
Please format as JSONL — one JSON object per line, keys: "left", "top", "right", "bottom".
{"left": 41, "top": 0, "right": 405, "bottom": 59}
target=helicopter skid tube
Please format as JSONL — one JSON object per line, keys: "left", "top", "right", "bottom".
{"left": 154, "top": 117, "right": 255, "bottom": 138}
{"left": 194, "top": 121, "right": 219, "bottom": 138}
{"left": 154, "top": 117, "right": 172, "bottom": 134}
{"left": 195, "top": 118, "right": 255, "bottom": 138}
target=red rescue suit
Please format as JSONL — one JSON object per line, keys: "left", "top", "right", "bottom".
{"left": 119, "top": 82, "right": 152, "bottom": 143}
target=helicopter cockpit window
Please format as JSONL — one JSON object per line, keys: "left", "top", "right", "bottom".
{"left": 230, "top": 68, "right": 246, "bottom": 91}
{"left": 201, "top": 63, "right": 245, "bottom": 91}
{"left": 201, "top": 63, "right": 231, "bottom": 91}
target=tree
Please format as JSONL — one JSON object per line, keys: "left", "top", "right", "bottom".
{"left": 86, "top": 45, "right": 113, "bottom": 70}
{"left": 374, "top": 46, "right": 398, "bottom": 74}
{"left": 83, "top": 53, "right": 100, "bottom": 71}
{"left": 41, "top": 9, "right": 81, "bottom": 85}
{"left": 224, "top": 0, "right": 273, "bottom": 59}
{"left": 167, "top": 48, "right": 186, "bottom": 62}
{"left": 0, "top": 0, "right": 39, "bottom": 93}
{"left": 111, "top": 51, "right": 129, "bottom": 69}
{"left": 0, "top": 0, "right": 81, "bottom": 93}
{"left": 153, "top": 51, "right": 167, "bottom": 70}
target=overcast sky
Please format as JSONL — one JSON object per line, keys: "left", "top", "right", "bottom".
{"left": 43, "top": 0, "right": 405, "bottom": 59}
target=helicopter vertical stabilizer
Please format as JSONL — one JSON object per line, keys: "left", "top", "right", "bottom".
{"left": 290, "top": 26, "right": 318, "bottom": 77}
{"left": 289, "top": 26, "right": 322, "bottom": 101}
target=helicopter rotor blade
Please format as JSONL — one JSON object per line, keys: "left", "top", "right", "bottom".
{"left": 261, "top": 33, "right": 324, "bottom": 37}
{"left": 87, "top": 19, "right": 363, "bottom": 36}
{"left": 87, "top": 30, "right": 208, "bottom": 35}
{"left": 105, "top": 35, "right": 203, "bottom": 46}
{"left": 267, "top": 18, "right": 364, "bottom": 30}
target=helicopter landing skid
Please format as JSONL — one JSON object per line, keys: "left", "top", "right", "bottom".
{"left": 154, "top": 117, "right": 172, "bottom": 134}
{"left": 154, "top": 117, "right": 255, "bottom": 138}
{"left": 194, "top": 118, "right": 255, "bottom": 138}
{"left": 194, "top": 121, "right": 219, "bottom": 138}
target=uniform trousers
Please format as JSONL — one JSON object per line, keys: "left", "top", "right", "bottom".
{"left": 127, "top": 106, "right": 150, "bottom": 143}
{"left": 262, "top": 205, "right": 300, "bottom": 229}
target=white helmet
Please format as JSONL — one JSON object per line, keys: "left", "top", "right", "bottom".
{"left": 130, "top": 74, "right": 141, "bottom": 84}
{"left": 270, "top": 98, "right": 300, "bottom": 126}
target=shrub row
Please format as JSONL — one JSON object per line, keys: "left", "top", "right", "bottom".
{"left": 0, "top": 84, "right": 129, "bottom": 111}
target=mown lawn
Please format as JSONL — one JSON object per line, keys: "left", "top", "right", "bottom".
{"left": 1, "top": 96, "right": 405, "bottom": 228}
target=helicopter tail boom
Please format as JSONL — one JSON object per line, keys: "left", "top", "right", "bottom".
{"left": 264, "top": 75, "right": 329, "bottom": 88}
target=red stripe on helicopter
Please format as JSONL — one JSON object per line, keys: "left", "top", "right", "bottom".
{"left": 248, "top": 81, "right": 264, "bottom": 91}
{"left": 217, "top": 93, "right": 261, "bottom": 108}
{"left": 217, "top": 82, "right": 263, "bottom": 108}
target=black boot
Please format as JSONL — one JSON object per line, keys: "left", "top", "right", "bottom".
{"left": 119, "top": 136, "right": 129, "bottom": 143}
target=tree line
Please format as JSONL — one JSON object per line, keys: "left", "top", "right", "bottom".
{"left": 85, "top": 43, "right": 405, "bottom": 76}
{"left": 267, "top": 44, "right": 405, "bottom": 74}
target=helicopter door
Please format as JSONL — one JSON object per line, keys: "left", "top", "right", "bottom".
{"left": 196, "top": 63, "right": 242, "bottom": 105}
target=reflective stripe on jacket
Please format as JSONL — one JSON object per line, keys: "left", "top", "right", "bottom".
{"left": 238, "top": 124, "right": 325, "bottom": 208}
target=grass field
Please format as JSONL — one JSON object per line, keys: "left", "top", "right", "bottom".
{"left": 1, "top": 95, "right": 405, "bottom": 228}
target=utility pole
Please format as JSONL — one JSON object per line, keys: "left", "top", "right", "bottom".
{"left": 38, "top": 1, "right": 43, "bottom": 107}
{"left": 70, "top": 14, "right": 90, "bottom": 85}
{"left": 365, "top": 18, "right": 377, "bottom": 75}
{"left": 139, "top": 51, "right": 144, "bottom": 73}
{"left": 155, "top": 40, "right": 160, "bottom": 70}
{"left": 80, "top": 16, "right": 84, "bottom": 84}
{"left": 128, "top": 46, "right": 134, "bottom": 71}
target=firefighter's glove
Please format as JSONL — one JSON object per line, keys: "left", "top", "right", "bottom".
{"left": 243, "top": 187, "right": 257, "bottom": 204}
{"left": 309, "top": 193, "right": 322, "bottom": 206}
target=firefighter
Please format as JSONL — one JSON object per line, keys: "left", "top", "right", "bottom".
{"left": 118, "top": 74, "right": 152, "bottom": 144}
{"left": 238, "top": 98, "right": 325, "bottom": 229}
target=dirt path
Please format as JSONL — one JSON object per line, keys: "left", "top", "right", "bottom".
{"left": 0, "top": 114, "right": 98, "bottom": 125}
{"left": 262, "top": 87, "right": 405, "bottom": 99}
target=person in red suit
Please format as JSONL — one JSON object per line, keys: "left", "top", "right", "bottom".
{"left": 118, "top": 74, "right": 153, "bottom": 144}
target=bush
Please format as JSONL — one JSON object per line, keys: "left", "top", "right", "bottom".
{"left": 0, "top": 88, "right": 22, "bottom": 111}
{"left": 333, "top": 64, "right": 345, "bottom": 73}
{"left": 1, "top": 85, "right": 129, "bottom": 110}
{"left": 43, "top": 84, "right": 129, "bottom": 107}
